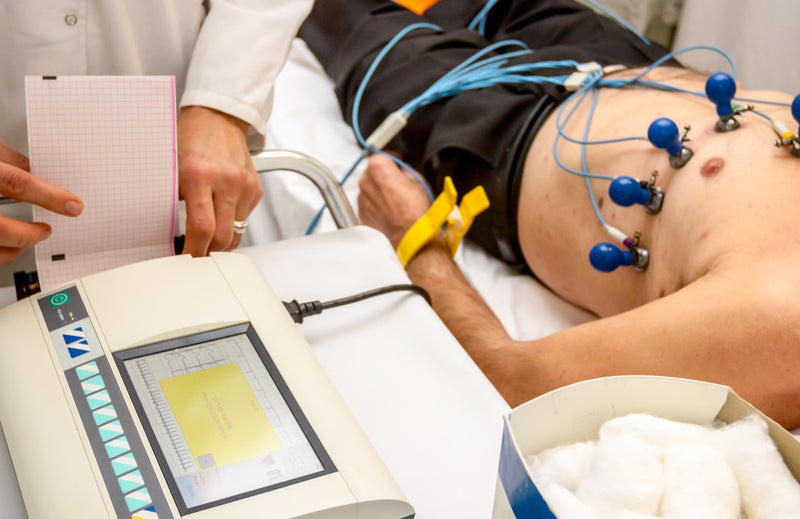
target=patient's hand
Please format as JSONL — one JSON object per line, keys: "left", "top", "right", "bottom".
{"left": 177, "top": 106, "right": 263, "bottom": 257}
{"left": 0, "top": 139, "right": 83, "bottom": 265}
{"left": 357, "top": 154, "right": 431, "bottom": 248}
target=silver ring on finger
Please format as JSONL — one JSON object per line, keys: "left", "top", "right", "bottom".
{"left": 233, "top": 219, "right": 248, "bottom": 235}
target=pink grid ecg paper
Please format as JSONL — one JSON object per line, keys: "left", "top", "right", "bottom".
{"left": 26, "top": 76, "right": 178, "bottom": 290}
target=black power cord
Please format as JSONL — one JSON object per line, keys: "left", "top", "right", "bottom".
{"left": 283, "top": 283, "right": 432, "bottom": 324}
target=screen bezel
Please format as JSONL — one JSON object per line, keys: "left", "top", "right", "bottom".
{"left": 114, "top": 323, "right": 336, "bottom": 515}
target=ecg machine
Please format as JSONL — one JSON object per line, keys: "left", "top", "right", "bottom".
{"left": 0, "top": 252, "right": 414, "bottom": 519}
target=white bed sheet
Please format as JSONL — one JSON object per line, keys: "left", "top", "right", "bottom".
{"left": 250, "top": 38, "right": 596, "bottom": 342}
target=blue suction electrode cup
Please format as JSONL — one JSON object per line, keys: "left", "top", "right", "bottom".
{"left": 648, "top": 117, "right": 681, "bottom": 154}
{"left": 609, "top": 174, "right": 664, "bottom": 214}
{"left": 789, "top": 94, "right": 800, "bottom": 158}
{"left": 609, "top": 176, "right": 650, "bottom": 207}
{"left": 590, "top": 242, "right": 633, "bottom": 273}
{"left": 706, "top": 72, "right": 737, "bottom": 117}
{"left": 648, "top": 117, "right": 693, "bottom": 168}
{"left": 706, "top": 72, "right": 744, "bottom": 132}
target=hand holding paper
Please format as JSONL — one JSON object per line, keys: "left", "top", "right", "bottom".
{"left": 26, "top": 75, "right": 178, "bottom": 289}
{"left": 0, "top": 138, "right": 83, "bottom": 265}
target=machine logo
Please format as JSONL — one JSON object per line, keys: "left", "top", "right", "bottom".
{"left": 63, "top": 326, "right": 91, "bottom": 358}
{"left": 49, "top": 292, "right": 70, "bottom": 307}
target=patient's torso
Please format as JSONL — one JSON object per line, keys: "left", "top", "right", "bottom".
{"left": 518, "top": 67, "right": 800, "bottom": 316}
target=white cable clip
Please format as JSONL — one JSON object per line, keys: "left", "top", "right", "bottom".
{"left": 773, "top": 120, "right": 796, "bottom": 141}
{"left": 604, "top": 224, "right": 628, "bottom": 244}
{"left": 578, "top": 62, "right": 603, "bottom": 73}
{"left": 565, "top": 62, "right": 603, "bottom": 92}
{"left": 602, "top": 64, "right": 627, "bottom": 75}
{"left": 365, "top": 109, "right": 410, "bottom": 151}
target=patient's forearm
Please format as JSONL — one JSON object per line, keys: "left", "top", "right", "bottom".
{"left": 405, "top": 238, "right": 516, "bottom": 381}
{"left": 522, "top": 275, "right": 800, "bottom": 429}
{"left": 408, "top": 246, "right": 800, "bottom": 429}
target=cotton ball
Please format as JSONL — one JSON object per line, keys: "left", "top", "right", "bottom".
{"left": 575, "top": 433, "right": 664, "bottom": 519}
{"left": 527, "top": 441, "right": 597, "bottom": 493}
{"left": 619, "top": 511, "right": 659, "bottom": 519}
{"left": 538, "top": 481, "right": 600, "bottom": 519}
{"left": 599, "top": 413, "right": 713, "bottom": 460}
{"left": 660, "top": 442, "right": 740, "bottom": 519}
{"left": 715, "top": 415, "right": 800, "bottom": 519}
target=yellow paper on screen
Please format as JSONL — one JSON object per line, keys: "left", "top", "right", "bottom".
{"left": 160, "top": 363, "right": 283, "bottom": 470}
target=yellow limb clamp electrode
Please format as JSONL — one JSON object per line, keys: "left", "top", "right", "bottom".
{"left": 395, "top": 176, "right": 489, "bottom": 268}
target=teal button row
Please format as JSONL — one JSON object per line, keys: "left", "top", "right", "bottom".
{"left": 74, "top": 360, "right": 155, "bottom": 514}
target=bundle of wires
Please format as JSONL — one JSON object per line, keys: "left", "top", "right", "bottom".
{"left": 551, "top": 44, "right": 793, "bottom": 246}
{"left": 306, "top": 26, "right": 590, "bottom": 233}
{"left": 305, "top": 0, "right": 795, "bottom": 241}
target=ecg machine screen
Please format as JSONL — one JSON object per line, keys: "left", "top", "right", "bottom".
{"left": 116, "top": 324, "right": 334, "bottom": 513}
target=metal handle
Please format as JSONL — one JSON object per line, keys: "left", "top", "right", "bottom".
{"left": 0, "top": 149, "right": 360, "bottom": 229}
{"left": 251, "top": 149, "right": 358, "bottom": 229}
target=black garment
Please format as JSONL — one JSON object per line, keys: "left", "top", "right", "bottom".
{"left": 300, "top": 0, "right": 671, "bottom": 268}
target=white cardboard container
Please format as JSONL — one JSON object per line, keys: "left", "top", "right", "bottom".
{"left": 492, "top": 375, "right": 800, "bottom": 518}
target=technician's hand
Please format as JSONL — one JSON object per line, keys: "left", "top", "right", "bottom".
{"left": 357, "top": 154, "right": 431, "bottom": 248}
{"left": 0, "top": 139, "right": 83, "bottom": 265}
{"left": 177, "top": 106, "right": 263, "bottom": 257}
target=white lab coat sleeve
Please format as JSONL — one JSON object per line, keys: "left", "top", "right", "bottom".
{"left": 179, "top": 0, "right": 313, "bottom": 142}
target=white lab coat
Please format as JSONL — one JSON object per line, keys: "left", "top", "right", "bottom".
{"left": 0, "top": 0, "right": 314, "bottom": 155}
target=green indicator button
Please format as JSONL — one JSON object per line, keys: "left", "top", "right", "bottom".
{"left": 50, "top": 292, "right": 70, "bottom": 307}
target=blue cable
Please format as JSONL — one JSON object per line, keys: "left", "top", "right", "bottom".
{"left": 304, "top": 147, "right": 433, "bottom": 235}
{"left": 306, "top": 22, "right": 442, "bottom": 235}
{"left": 625, "top": 44, "right": 737, "bottom": 83}
{"left": 581, "top": 87, "right": 610, "bottom": 227}
{"left": 304, "top": 155, "right": 365, "bottom": 235}
{"left": 553, "top": 44, "right": 739, "bottom": 154}
{"left": 734, "top": 96, "right": 791, "bottom": 108}
{"left": 555, "top": 85, "right": 645, "bottom": 146}
{"left": 550, "top": 71, "right": 611, "bottom": 225}
{"left": 306, "top": 9, "right": 794, "bottom": 237}
{"left": 402, "top": 41, "right": 537, "bottom": 112}
{"left": 552, "top": 82, "right": 616, "bottom": 181}
{"left": 350, "top": 22, "right": 442, "bottom": 148}
{"left": 751, "top": 109, "right": 774, "bottom": 124}
{"left": 468, "top": 0, "right": 500, "bottom": 35}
